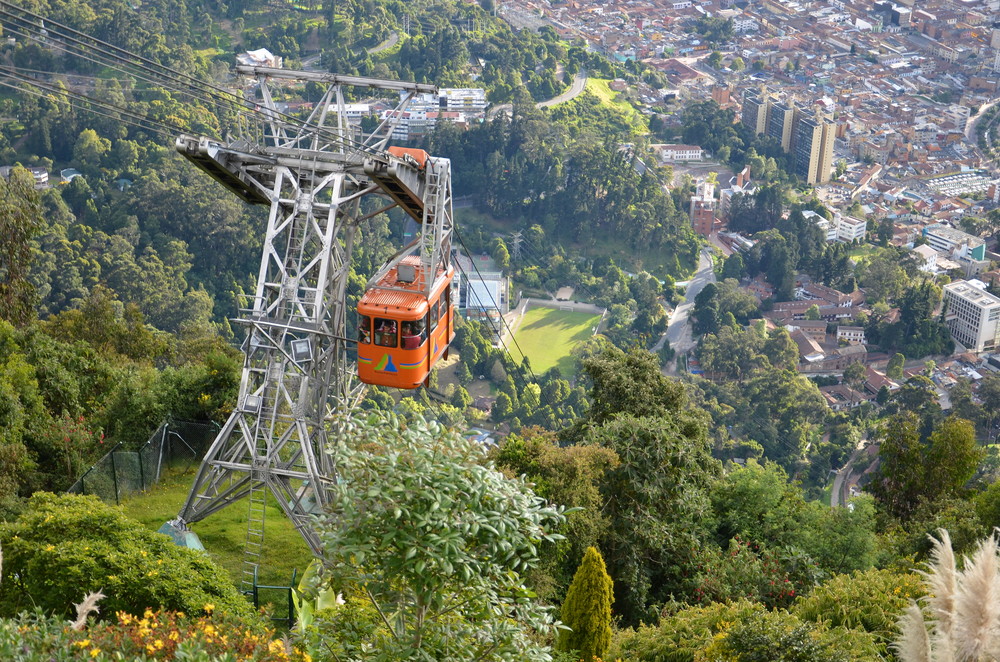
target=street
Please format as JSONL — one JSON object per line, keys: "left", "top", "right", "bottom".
{"left": 654, "top": 247, "right": 716, "bottom": 372}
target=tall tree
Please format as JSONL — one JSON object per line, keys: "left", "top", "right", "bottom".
{"left": 558, "top": 547, "right": 614, "bottom": 661}
{"left": 0, "top": 167, "right": 42, "bottom": 326}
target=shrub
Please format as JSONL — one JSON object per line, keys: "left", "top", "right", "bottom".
{"left": 0, "top": 493, "right": 253, "bottom": 620}
{"left": 792, "top": 568, "right": 924, "bottom": 654}
{"left": 0, "top": 608, "right": 307, "bottom": 661}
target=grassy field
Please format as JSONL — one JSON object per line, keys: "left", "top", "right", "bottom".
{"left": 513, "top": 306, "right": 602, "bottom": 375}
{"left": 585, "top": 78, "right": 647, "bottom": 128}
{"left": 119, "top": 464, "right": 313, "bottom": 592}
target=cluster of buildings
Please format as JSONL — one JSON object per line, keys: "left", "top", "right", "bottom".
{"left": 273, "top": 88, "right": 488, "bottom": 143}
{"left": 742, "top": 91, "right": 837, "bottom": 184}
{"left": 383, "top": 88, "right": 488, "bottom": 141}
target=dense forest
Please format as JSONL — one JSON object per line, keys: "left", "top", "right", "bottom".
{"left": 3, "top": 0, "right": 1000, "bottom": 661}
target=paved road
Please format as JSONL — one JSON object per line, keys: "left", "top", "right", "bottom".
{"left": 486, "top": 70, "right": 587, "bottom": 121}
{"left": 367, "top": 31, "right": 399, "bottom": 55}
{"left": 537, "top": 71, "right": 587, "bottom": 109}
{"left": 966, "top": 97, "right": 1000, "bottom": 143}
{"left": 654, "top": 247, "right": 715, "bottom": 366}
{"left": 487, "top": 103, "right": 512, "bottom": 121}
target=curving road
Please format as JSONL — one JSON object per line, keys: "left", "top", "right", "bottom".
{"left": 537, "top": 70, "right": 587, "bottom": 109}
{"left": 367, "top": 31, "right": 399, "bottom": 55}
{"left": 654, "top": 247, "right": 715, "bottom": 372}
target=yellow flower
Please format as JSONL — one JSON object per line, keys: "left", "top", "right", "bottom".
{"left": 203, "top": 603, "right": 215, "bottom": 614}
{"left": 44, "top": 544, "right": 55, "bottom": 552}
{"left": 154, "top": 639, "right": 164, "bottom": 650}
{"left": 75, "top": 639, "right": 91, "bottom": 648}
{"left": 90, "top": 648, "right": 101, "bottom": 658}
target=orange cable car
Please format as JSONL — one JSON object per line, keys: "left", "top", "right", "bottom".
{"left": 357, "top": 255, "right": 456, "bottom": 389}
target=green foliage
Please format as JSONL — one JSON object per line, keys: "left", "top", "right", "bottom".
{"left": 699, "top": 609, "right": 880, "bottom": 661}
{"left": 609, "top": 600, "right": 765, "bottom": 662}
{"left": 0, "top": 166, "right": 42, "bottom": 327}
{"left": 867, "top": 415, "right": 982, "bottom": 522}
{"left": 316, "top": 411, "right": 566, "bottom": 661}
{"left": 557, "top": 547, "right": 614, "bottom": 661}
{"left": 792, "top": 568, "right": 925, "bottom": 654}
{"left": 585, "top": 411, "right": 719, "bottom": 625}
{"left": 492, "top": 430, "right": 618, "bottom": 599}
{"left": 0, "top": 493, "right": 253, "bottom": 620}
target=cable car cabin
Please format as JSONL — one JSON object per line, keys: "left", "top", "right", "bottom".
{"left": 357, "top": 258, "right": 455, "bottom": 389}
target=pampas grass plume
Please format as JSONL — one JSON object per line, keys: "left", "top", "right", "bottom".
{"left": 953, "top": 534, "right": 1000, "bottom": 661}
{"left": 924, "top": 529, "right": 958, "bottom": 640}
{"left": 71, "top": 590, "right": 105, "bottom": 631}
{"left": 895, "top": 602, "right": 932, "bottom": 662}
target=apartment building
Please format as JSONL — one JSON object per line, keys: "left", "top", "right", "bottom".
{"left": 741, "top": 91, "right": 769, "bottom": 135}
{"left": 742, "top": 93, "right": 834, "bottom": 185}
{"left": 767, "top": 101, "right": 796, "bottom": 152}
{"left": 943, "top": 280, "right": 1000, "bottom": 353}
{"left": 794, "top": 113, "right": 837, "bottom": 185}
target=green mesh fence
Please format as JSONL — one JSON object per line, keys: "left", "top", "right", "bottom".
{"left": 67, "top": 421, "right": 217, "bottom": 505}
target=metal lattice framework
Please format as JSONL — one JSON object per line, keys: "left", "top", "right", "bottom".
{"left": 167, "top": 67, "right": 454, "bottom": 587}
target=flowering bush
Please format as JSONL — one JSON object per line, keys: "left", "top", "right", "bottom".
{"left": 0, "top": 493, "right": 252, "bottom": 620}
{"left": 0, "top": 607, "right": 310, "bottom": 661}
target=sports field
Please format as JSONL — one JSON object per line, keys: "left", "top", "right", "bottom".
{"left": 513, "top": 306, "right": 602, "bottom": 375}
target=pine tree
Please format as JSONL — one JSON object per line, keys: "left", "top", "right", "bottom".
{"left": 558, "top": 546, "right": 614, "bottom": 661}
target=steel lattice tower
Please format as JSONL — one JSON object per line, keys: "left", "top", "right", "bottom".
{"left": 165, "top": 67, "right": 452, "bottom": 588}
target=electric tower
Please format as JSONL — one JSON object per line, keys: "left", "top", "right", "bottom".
{"left": 165, "top": 66, "right": 454, "bottom": 589}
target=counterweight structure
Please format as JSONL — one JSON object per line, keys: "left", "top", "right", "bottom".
{"left": 165, "top": 67, "right": 454, "bottom": 589}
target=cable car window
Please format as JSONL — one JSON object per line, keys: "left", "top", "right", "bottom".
{"left": 430, "top": 300, "right": 439, "bottom": 330}
{"left": 401, "top": 319, "right": 426, "bottom": 350}
{"left": 358, "top": 315, "right": 371, "bottom": 344}
{"left": 374, "top": 318, "right": 397, "bottom": 347}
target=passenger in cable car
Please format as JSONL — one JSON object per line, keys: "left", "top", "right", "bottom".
{"left": 401, "top": 319, "right": 426, "bottom": 349}
{"left": 358, "top": 315, "right": 371, "bottom": 345}
{"left": 375, "top": 319, "right": 397, "bottom": 347}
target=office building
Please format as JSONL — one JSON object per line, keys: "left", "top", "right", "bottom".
{"left": 923, "top": 224, "right": 986, "bottom": 261}
{"left": 943, "top": 280, "right": 1000, "bottom": 353}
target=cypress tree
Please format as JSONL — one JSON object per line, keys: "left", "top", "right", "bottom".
{"left": 558, "top": 546, "right": 614, "bottom": 661}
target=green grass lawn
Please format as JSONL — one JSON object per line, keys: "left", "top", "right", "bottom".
{"left": 584, "top": 78, "right": 648, "bottom": 129}
{"left": 119, "top": 464, "right": 313, "bottom": 593}
{"left": 848, "top": 244, "right": 878, "bottom": 261}
{"left": 513, "top": 307, "right": 602, "bottom": 375}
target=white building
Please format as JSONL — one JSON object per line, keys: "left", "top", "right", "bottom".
{"left": 943, "top": 280, "right": 1000, "bottom": 353}
{"left": 453, "top": 252, "right": 509, "bottom": 345}
{"left": 405, "top": 88, "right": 487, "bottom": 116}
{"left": 911, "top": 243, "right": 939, "bottom": 273}
{"left": 656, "top": 144, "right": 704, "bottom": 162}
{"left": 804, "top": 210, "right": 837, "bottom": 241}
{"left": 237, "top": 48, "right": 282, "bottom": 68}
{"left": 836, "top": 326, "right": 866, "bottom": 344}
{"left": 833, "top": 211, "right": 867, "bottom": 243}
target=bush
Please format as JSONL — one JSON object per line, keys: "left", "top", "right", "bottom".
{"left": 792, "top": 568, "right": 924, "bottom": 655}
{"left": 0, "top": 493, "right": 253, "bottom": 620}
{"left": 0, "top": 608, "right": 307, "bottom": 661}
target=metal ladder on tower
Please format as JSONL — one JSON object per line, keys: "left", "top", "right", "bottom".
{"left": 241, "top": 467, "right": 268, "bottom": 596}
{"left": 419, "top": 164, "right": 443, "bottom": 290}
